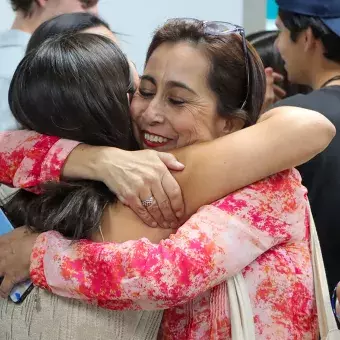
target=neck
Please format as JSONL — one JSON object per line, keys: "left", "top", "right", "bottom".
{"left": 11, "top": 12, "right": 42, "bottom": 34}
{"left": 308, "top": 60, "right": 340, "bottom": 90}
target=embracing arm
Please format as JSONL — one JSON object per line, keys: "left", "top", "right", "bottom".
{"left": 0, "top": 107, "right": 333, "bottom": 215}
{"left": 0, "top": 130, "right": 79, "bottom": 191}
{"left": 172, "top": 106, "right": 334, "bottom": 216}
{"left": 62, "top": 106, "right": 335, "bottom": 218}
{"left": 30, "top": 169, "right": 306, "bottom": 310}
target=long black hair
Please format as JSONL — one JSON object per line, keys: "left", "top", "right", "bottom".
{"left": 26, "top": 12, "right": 112, "bottom": 54}
{"left": 5, "top": 32, "right": 137, "bottom": 240}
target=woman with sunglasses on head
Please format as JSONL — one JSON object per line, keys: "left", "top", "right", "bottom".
{"left": 0, "top": 18, "right": 333, "bottom": 339}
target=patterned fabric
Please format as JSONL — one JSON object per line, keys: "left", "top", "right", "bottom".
{"left": 30, "top": 169, "right": 318, "bottom": 339}
{"left": 0, "top": 130, "right": 79, "bottom": 191}
{"left": 0, "top": 130, "right": 317, "bottom": 338}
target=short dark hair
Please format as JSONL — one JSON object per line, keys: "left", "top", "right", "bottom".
{"left": 5, "top": 33, "right": 136, "bottom": 240}
{"left": 10, "top": 0, "right": 98, "bottom": 15}
{"left": 247, "top": 30, "right": 311, "bottom": 97}
{"left": 10, "top": 0, "right": 33, "bottom": 14}
{"left": 79, "top": 0, "right": 99, "bottom": 9}
{"left": 27, "top": 12, "right": 111, "bottom": 53}
{"left": 146, "top": 20, "right": 266, "bottom": 127}
{"left": 278, "top": 9, "right": 340, "bottom": 63}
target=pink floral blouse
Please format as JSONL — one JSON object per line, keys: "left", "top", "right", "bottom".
{"left": 0, "top": 130, "right": 318, "bottom": 339}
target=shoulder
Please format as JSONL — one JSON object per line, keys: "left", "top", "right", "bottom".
{"left": 211, "top": 169, "right": 306, "bottom": 217}
{"left": 272, "top": 88, "right": 340, "bottom": 123}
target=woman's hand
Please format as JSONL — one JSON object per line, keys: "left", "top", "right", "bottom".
{"left": 0, "top": 227, "right": 37, "bottom": 298}
{"left": 63, "top": 145, "right": 185, "bottom": 228}
{"left": 261, "top": 67, "right": 287, "bottom": 112}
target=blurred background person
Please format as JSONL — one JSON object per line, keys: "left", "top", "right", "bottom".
{"left": 247, "top": 29, "right": 311, "bottom": 111}
{"left": 272, "top": 0, "right": 340, "bottom": 296}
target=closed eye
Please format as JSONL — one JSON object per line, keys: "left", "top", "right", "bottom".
{"left": 169, "top": 98, "right": 185, "bottom": 105}
{"left": 139, "top": 89, "right": 154, "bottom": 97}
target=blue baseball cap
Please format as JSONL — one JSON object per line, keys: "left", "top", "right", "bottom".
{"left": 276, "top": 0, "right": 340, "bottom": 36}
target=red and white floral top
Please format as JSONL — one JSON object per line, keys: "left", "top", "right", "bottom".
{"left": 0, "top": 130, "right": 318, "bottom": 339}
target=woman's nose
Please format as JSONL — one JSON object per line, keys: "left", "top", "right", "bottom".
{"left": 141, "top": 102, "right": 165, "bottom": 125}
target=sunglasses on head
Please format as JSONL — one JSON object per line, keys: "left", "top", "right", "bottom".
{"left": 166, "top": 18, "right": 250, "bottom": 110}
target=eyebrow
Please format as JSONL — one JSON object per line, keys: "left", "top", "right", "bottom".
{"left": 140, "top": 75, "right": 198, "bottom": 95}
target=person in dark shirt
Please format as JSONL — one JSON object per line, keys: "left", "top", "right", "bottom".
{"left": 274, "top": 0, "right": 340, "bottom": 295}
{"left": 247, "top": 30, "right": 311, "bottom": 100}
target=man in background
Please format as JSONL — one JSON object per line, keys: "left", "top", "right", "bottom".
{"left": 273, "top": 0, "right": 340, "bottom": 294}
{"left": 0, "top": 0, "right": 98, "bottom": 131}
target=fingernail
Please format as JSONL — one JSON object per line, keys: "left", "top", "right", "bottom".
{"left": 170, "top": 222, "right": 177, "bottom": 229}
{"left": 176, "top": 161, "right": 185, "bottom": 168}
{"left": 163, "top": 222, "right": 169, "bottom": 228}
{"left": 176, "top": 212, "right": 182, "bottom": 218}
{"left": 152, "top": 222, "right": 157, "bottom": 228}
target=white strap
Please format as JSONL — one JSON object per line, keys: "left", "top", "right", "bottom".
{"left": 227, "top": 201, "right": 340, "bottom": 339}
{"left": 308, "top": 203, "right": 340, "bottom": 340}
{"left": 227, "top": 274, "right": 256, "bottom": 340}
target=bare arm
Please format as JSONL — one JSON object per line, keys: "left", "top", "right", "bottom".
{"left": 92, "top": 106, "right": 334, "bottom": 244}
{"left": 172, "top": 106, "right": 334, "bottom": 216}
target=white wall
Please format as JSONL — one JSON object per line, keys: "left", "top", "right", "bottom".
{"left": 0, "top": 0, "right": 266, "bottom": 72}
{"left": 243, "top": 0, "right": 266, "bottom": 35}
{"left": 0, "top": 1, "right": 15, "bottom": 30}
{"left": 99, "top": 0, "right": 244, "bottom": 72}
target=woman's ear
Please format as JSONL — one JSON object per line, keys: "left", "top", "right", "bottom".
{"left": 220, "top": 117, "right": 245, "bottom": 136}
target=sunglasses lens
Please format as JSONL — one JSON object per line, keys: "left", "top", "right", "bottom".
{"left": 166, "top": 18, "right": 199, "bottom": 26}
{"left": 204, "top": 22, "right": 236, "bottom": 34}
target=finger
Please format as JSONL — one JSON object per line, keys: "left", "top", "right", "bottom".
{"left": 151, "top": 180, "right": 178, "bottom": 228}
{"left": 0, "top": 275, "right": 15, "bottom": 298}
{"left": 265, "top": 67, "right": 273, "bottom": 74}
{"left": 266, "top": 76, "right": 274, "bottom": 87}
{"left": 128, "top": 195, "right": 158, "bottom": 228}
{"left": 117, "top": 195, "right": 128, "bottom": 205}
{"left": 273, "top": 84, "right": 287, "bottom": 99}
{"left": 140, "top": 188, "right": 166, "bottom": 228}
{"left": 162, "top": 172, "right": 184, "bottom": 221}
{"left": 272, "top": 72, "right": 284, "bottom": 82}
{"left": 157, "top": 152, "right": 185, "bottom": 171}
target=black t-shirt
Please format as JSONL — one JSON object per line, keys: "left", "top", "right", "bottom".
{"left": 273, "top": 86, "right": 340, "bottom": 293}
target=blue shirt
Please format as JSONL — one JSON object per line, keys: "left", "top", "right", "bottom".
{"left": 0, "top": 29, "right": 31, "bottom": 131}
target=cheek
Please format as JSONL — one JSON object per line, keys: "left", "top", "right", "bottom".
{"left": 174, "top": 114, "right": 196, "bottom": 137}
{"left": 276, "top": 37, "right": 286, "bottom": 56}
{"left": 175, "top": 108, "right": 215, "bottom": 145}
{"left": 130, "top": 96, "right": 146, "bottom": 121}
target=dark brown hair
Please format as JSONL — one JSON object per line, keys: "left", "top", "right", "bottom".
{"left": 146, "top": 19, "right": 266, "bottom": 126}
{"left": 10, "top": 0, "right": 98, "bottom": 15}
{"left": 5, "top": 32, "right": 136, "bottom": 240}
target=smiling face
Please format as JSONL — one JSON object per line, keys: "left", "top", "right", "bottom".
{"left": 130, "top": 41, "right": 230, "bottom": 151}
